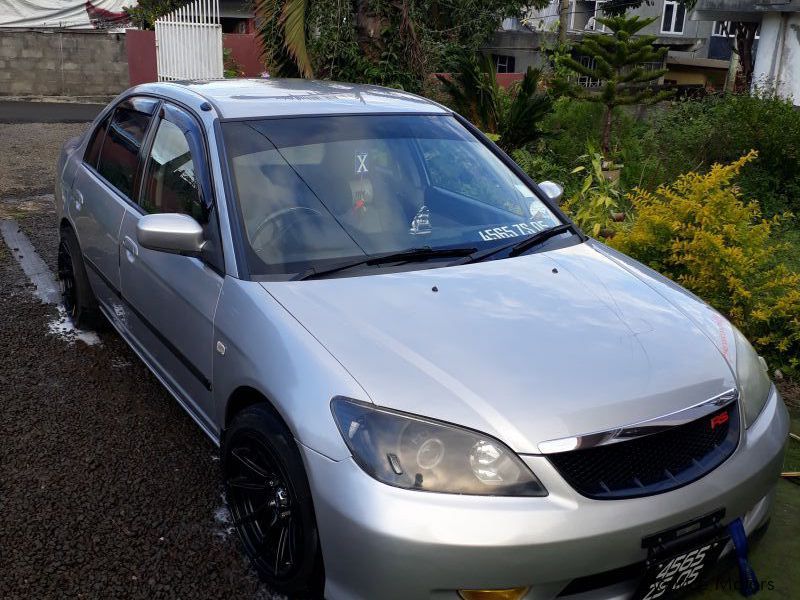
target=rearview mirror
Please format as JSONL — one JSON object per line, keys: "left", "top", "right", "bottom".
{"left": 137, "top": 213, "right": 205, "bottom": 255}
{"left": 538, "top": 181, "right": 564, "bottom": 204}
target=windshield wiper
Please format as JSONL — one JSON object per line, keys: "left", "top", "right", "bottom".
{"left": 454, "top": 223, "right": 575, "bottom": 266}
{"left": 294, "top": 246, "right": 478, "bottom": 281}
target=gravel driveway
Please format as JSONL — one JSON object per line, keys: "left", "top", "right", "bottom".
{"left": 0, "top": 123, "right": 280, "bottom": 599}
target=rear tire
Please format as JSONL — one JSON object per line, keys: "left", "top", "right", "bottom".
{"left": 223, "top": 405, "right": 324, "bottom": 597}
{"left": 57, "top": 226, "right": 101, "bottom": 329}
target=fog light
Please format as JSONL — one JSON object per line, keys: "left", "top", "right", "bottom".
{"left": 458, "top": 588, "right": 530, "bottom": 600}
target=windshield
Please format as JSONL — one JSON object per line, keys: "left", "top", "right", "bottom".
{"left": 221, "top": 114, "right": 562, "bottom": 276}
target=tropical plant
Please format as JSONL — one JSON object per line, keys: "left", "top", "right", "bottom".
{"left": 610, "top": 152, "right": 800, "bottom": 373}
{"left": 256, "top": 0, "right": 315, "bottom": 77}
{"left": 437, "top": 54, "right": 553, "bottom": 152}
{"left": 436, "top": 53, "right": 500, "bottom": 133}
{"left": 557, "top": 15, "right": 672, "bottom": 156}
{"left": 254, "top": 1, "right": 546, "bottom": 90}
{"left": 498, "top": 67, "right": 554, "bottom": 152}
{"left": 563, "top": 147, "right": 622, "bottom": 237}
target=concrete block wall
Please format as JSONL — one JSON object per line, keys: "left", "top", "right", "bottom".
{"left": 0, "top": 29, "right": 129, "bottom": 97}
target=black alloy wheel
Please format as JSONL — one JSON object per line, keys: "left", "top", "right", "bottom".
{"left": 223, "top": 405, "right": 323, "bottom": 596}
{"left": 58, "top": 237, "right": 78, "bottom": 317}
{"left": 57, "top": 227, "right": 101, "bottom": 328}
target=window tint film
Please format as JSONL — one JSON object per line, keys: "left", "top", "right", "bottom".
{"left": 140, "top": 118, "right": 205, "bottom": 222}
{"left": 84, "top": 113, "right": 110, "bottom": 168}
{"left": 96, "top": 101, "right": 154, "bottom": 198}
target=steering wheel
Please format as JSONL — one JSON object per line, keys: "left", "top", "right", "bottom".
{"left": 251, "top": 206, "right": 324, "bottom": 253}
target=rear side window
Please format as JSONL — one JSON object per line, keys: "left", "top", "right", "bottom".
{"left": 84, "top": 114, "right": 110, "bottom": 168}
{"left": 140, "top": 117, "right": 205, "bottom": 222}
{"left": 96, "top": 99, "right": 157, "bottom": 199}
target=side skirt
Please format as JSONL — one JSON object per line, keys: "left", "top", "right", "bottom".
{"left": 97, "top": 302, "right": 221, "bottom": 447}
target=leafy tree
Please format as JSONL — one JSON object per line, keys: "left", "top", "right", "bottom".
{"left": 124, "top": 0, "right": 191, "bottom": 29}
{"left": 558, "top": 15, "right": 671, "bottom": 156}
{"left": 437, "top": 53, "right": 552, "bottom": 152}
{"left": 254, "top": 1, "right": 548, "bottom": 91}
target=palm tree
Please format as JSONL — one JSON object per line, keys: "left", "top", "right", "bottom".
{"left": 257, "top": 0, "right": 314, "bottom": 78}
{"left": 437, "top": 53, "right": 552, "bottom": 152}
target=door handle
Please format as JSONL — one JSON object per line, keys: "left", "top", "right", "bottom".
{"left": 122, "top": 236, "right": 138, "bottom": 260}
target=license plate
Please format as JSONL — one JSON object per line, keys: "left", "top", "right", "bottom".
{"left": 634, "top": 536, "right": 727, "bottom": 600}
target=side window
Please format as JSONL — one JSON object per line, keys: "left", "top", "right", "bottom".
{"left": 96, "top": 101, "right": 155, "bottom": 199}
{"left": 140, "top": 117, "right": 206, "bottom": 223}
{"left": 84, "top": 113, "right": 110, "bottom": 168}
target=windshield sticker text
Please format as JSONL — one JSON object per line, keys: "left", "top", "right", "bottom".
{"left": 478, "top": 220, "right": 549, "bottom": 241}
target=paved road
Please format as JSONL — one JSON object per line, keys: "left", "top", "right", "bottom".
{"left": 0, "top": 101, "right": 103, "bottom": 123}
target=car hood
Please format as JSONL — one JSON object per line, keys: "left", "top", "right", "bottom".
{"left": 261, "top": 241, "right": 736, "bottom": 454}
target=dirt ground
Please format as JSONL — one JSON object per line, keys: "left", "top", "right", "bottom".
{"left": 0, "top": 121, "right": 797, "bottom": 600}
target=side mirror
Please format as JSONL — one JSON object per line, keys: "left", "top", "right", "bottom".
{"left": 538, "top": 181, "right": 564, "bottom": 205}
{"left": 137, "top": 213, "right": 205, "bottom": 255}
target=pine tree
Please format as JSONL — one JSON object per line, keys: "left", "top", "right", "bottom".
{"left": 559, "top": 15, "right": 673, "bottom": 156}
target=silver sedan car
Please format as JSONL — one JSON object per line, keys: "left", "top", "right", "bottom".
{"left": 55, "top": 79, "right": 788, "bottom": 600}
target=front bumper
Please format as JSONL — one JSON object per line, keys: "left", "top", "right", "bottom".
{"left": 301, "top": 387, "right": 788, "bottom": 600}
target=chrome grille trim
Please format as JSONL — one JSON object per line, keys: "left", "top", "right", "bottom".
{"left": 536, "top": 388, "right": 739, "bottom": 455}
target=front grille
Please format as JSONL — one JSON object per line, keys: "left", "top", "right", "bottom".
{"left": 547, "top": 403, "right": 740, "bottom": 499}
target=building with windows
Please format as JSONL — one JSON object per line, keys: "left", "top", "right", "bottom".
{"left": 484, "top": 1, "right": 738, "bottom": 90}
{"left": 693, "top": 0, "right": 800, "bottom": 104}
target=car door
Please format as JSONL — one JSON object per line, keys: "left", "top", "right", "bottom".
{"left": 70, "top": 97, "right": 158, "bottom": 309}
{"left": 117, "top": 103, "right": 224, "bottom": 435}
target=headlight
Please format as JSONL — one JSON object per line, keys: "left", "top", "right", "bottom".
{"left": 732, "top": 327, "right": 771, "bottom": 427}
{"left": 331, "top": 397, "right": 547, "bottom": 496}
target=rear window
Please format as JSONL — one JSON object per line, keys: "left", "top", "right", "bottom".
{"left": 96, "top": 98, "right": 157, "bottom": 199}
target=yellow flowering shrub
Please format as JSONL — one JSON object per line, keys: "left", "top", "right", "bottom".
{"left": 610, "top": 151, "right": 800, "bottom": 373}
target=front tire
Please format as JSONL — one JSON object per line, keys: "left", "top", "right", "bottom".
{"left": 223, "top": 405, "right": 323, "bottom": 597}
{"left": 57, "top": 226, "right": 101, "bottom": 329}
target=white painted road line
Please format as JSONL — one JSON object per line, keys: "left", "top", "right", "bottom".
{"left": 1, "top": 218, "right": 100, "bottom": 345}
{"left": 0, "top": 218, "right": 61, "bottom": 304}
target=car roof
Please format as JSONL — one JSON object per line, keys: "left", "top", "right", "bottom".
{"left": 133, "top": 78, "right": 450, "bottom": 119}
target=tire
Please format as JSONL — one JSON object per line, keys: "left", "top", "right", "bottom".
{"left": 57, "top": 226, "right": 102, "bottom": 329}
{"left": 223, "top": 404, "right": 324, "bottom": 597}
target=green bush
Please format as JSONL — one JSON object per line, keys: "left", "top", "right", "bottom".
{"left": 563, "top": 148, "right": 623, "bottom": 237}
{"left": 536, "top": 98, "right": 649, "bottom": 188}
{"left": 511, "top": 148, "right": 574, "bottom": 192}
{"left": 610, "top": 152, "right": 800, "bottom": 374}
{"left": 634, "top": 92, "right": 800, "bottom": 217}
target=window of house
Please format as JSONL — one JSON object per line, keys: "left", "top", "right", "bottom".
{"left": 96, "top": 99, "right": 156, "bottom": 199}
{"left": 713, "top": 21, "right": 760, "bottom": 39}
{"left": 493, "top": 54, "right": 516, "bottom": 74}
{"left": 712, "top": 21, "right": 730, "bottom": 37}
{"left": 140, "top": 117, "right": 206, "bottom": 223}
{"left": 661, "top": 0, "right": 686, "bottom": 34}
{"left": 576, "top": 55, "right": 602, "bottom": 88}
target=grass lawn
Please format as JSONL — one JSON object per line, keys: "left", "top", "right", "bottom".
{"left": 692, "top": 404, "right": 800, "bottom": 599}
